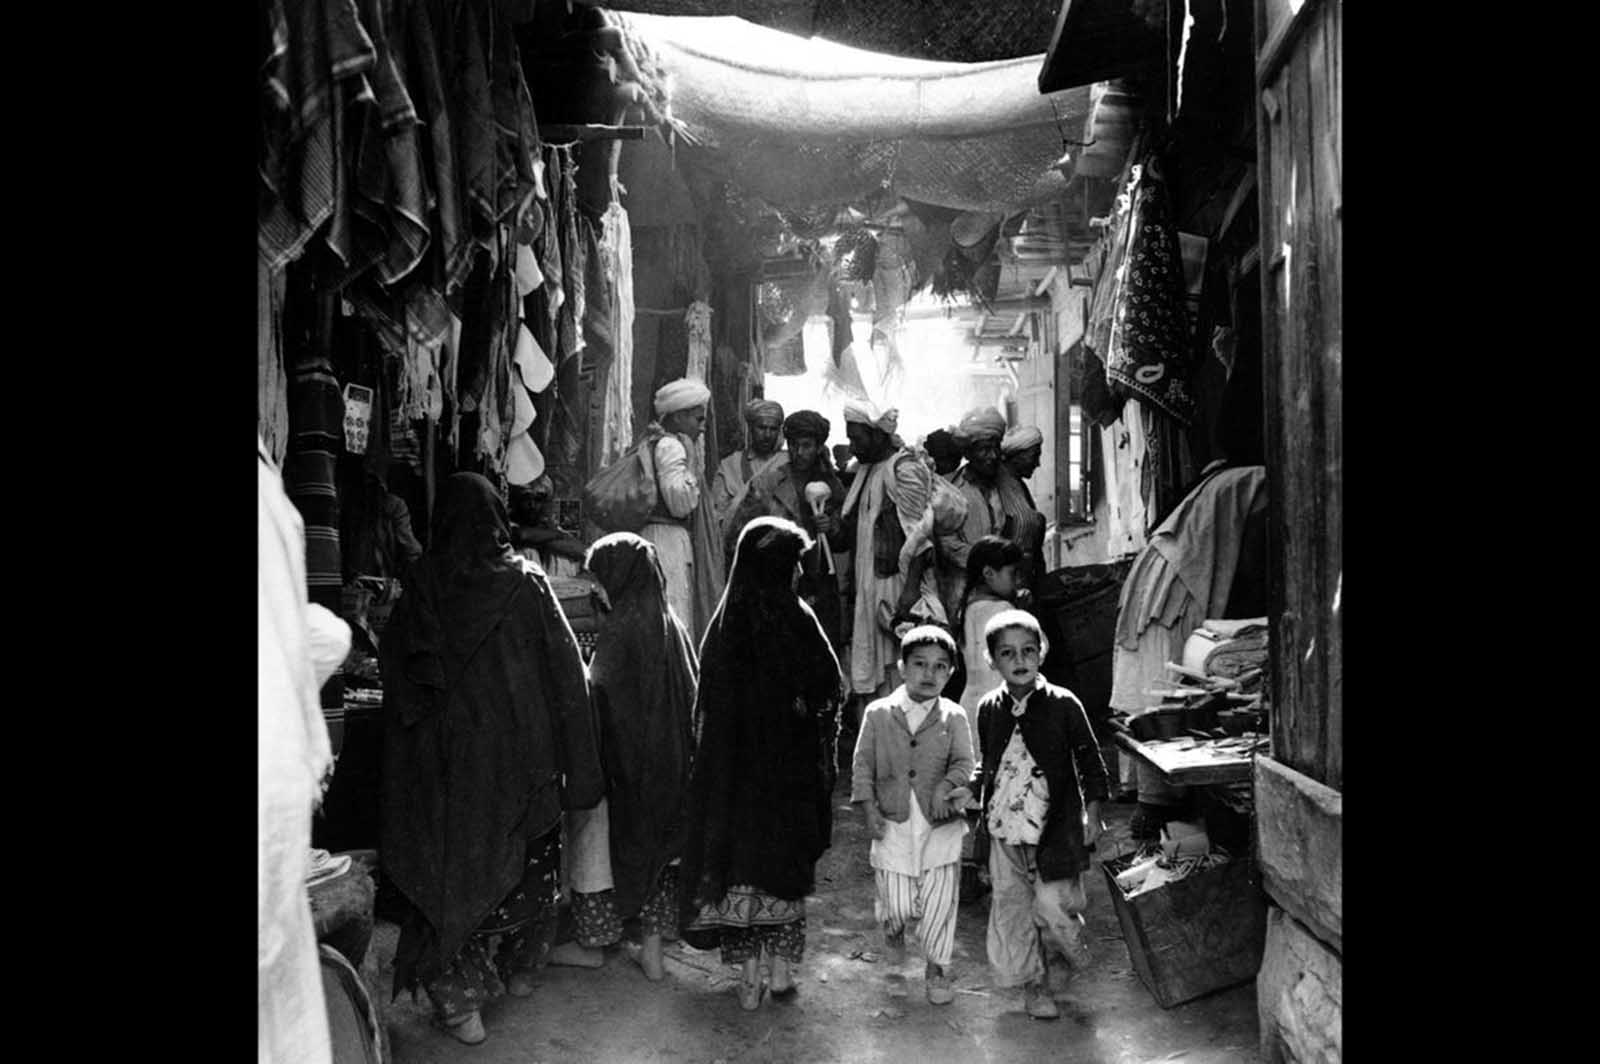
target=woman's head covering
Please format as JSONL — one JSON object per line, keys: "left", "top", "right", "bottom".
{"left": 726, "top": 516, "right": 813, "bottom": 602}
{"left": 586, "top": 532, "right": 668, "bottom": 615}
{"left": 653, "top": 379, "right": 712, "bottom": 418}
{"left": 842, "top": 398, "right": 899, "bottom": 435}
{"left": 783, "top": 409, "right": 831, "bottom": 442}
{"left": 431, "top": 473, "right": 516, "bottom": 575}
{"left": 1001, "top": 425, "right": 1044, "bottom": 456}
{"left": 743, "top": 398, "right": 785, "bottom": 426}
{"left": 956, "top": 406, "right": 1007, "bottom": 443}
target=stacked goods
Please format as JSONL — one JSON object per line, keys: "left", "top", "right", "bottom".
{"left": 1119, "top": 660, "right": 1267, "bottom": 741}
{"left": 1182, "top": 618, "right": 1270, "bottom": 680}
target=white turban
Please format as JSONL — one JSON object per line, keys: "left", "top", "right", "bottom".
{"left": 1001, "top": 425, "right": 1044, "bottom": 456}
{"left": 956, "top": 406, "right": 1007, "bottom": 443}
{"left": 653, "top": 379, "right": 711, "bottom": 418}
{"left": 842, "top": 398, "right": 899, "bottom": 435}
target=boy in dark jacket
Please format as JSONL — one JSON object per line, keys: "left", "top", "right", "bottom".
{"left": 973, "top": 609, "right": 1109, "bottom": 1020}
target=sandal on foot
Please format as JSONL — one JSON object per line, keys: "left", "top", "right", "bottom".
{"left": 441, "top": 1011, "right": 487, "bottom": 1044}
{"left": 925, "top": 963, "right": 954, "bottom": 1006}
{"left": 1024, "top": 981, "right": 1060, "bottom": 1020}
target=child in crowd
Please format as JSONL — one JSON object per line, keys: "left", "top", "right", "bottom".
{"left": 973, "top": 610, "right": 1109, "bottom": 1020}
{"left": 850, "top": 626, "right": 976, "bottom": 1006}
{"left": 958, "top": 536, "right": 1025, "bottom": 732}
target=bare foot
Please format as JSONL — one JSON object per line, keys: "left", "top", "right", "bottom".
{"left": 547, "top": 942, "right": 605, "bottom": 968}
{"left": 640, "top": 934, "right": 665, "bottom": 982}
{"left": 770, "top": 956, "right": 793, "bottom": 995}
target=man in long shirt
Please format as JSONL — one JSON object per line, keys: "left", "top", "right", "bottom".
{"left": 641, "top": 379, "right": 725, "bottom": 640}
{"left": 711, "top": 398, "right": 786, "bottom": 537}
{"left": 840, "top": 399, "right": 934, "bottom": 700}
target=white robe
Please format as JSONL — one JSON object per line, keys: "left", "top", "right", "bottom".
{"left": 259, "top": 439, "right": 349, "bottom": 1064}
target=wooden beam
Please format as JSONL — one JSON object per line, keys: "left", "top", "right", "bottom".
{"left": 539, "top": 123, "right": 647, "bottom": 143}
{"left": 1032, "top": 265, "right": 1060, "bottom": 297}
{"left": 1218, "top": 165, "right": 1258, "bottom": 240}
{"left": 1255, "top": 755, "right": 1342, "bottom": 954}
{"left": 1257, "top": 0, "right": 1326, "bottom": 85}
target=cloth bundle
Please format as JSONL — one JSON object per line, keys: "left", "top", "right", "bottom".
{"left": 1197, "top": 619, "right": 1269, "bottom": 679}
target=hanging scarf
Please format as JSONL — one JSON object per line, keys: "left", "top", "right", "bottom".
{"left": 1106, "top": 166, "right": 1198, "bottom": 426}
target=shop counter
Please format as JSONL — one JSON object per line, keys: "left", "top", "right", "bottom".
{"left": 1114, "top": 730, "right": 1265, "bottom": 787}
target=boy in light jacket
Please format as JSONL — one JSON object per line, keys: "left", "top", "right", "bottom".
{"left": 851, "top": 625, "right": 976, "bottom": 1005}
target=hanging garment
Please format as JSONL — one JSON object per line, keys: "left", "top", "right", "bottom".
{"left": 285, "top": 358, "right": 346, "bottom": 599}
{"left": 258, "top": 0, "right": 376, "bottom": 271}
{"left": 556, "top": 147, "right": 587, "bottom": 364}
{"left": 259, "top": 261, "right": 291, "bottom": 464}
{"left": 402, "top": 0, "right": 472, "bottom": 295}
{"left": 685, "top": 300, "right": 712, "bottom": 382}
{"left": 601, "top": 201, "right": 635, "bottom": 466}
{"left": 1106, "top": 168, "right": 1198, "bottom": 426}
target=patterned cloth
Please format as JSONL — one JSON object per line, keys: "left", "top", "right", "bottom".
{"left": 716, "top": 919, "right": 807, "bottom": 965}
{"left": 988, "top": 724, "right": 1050, "bottom": 846}
{"left": 421, "top": 829, "right": 562, "bottom": 1022}
{"left": 570, "top": 891, "right": 623, "bottom": 949}
{"left": 639, "top": 863, "right": 681, "bottom": 940}
{"left": 1106, "top": 169, "right": 1197, "bottom": 426}
{"left": 285, "top": 359, "right": 345, "bottom": 596}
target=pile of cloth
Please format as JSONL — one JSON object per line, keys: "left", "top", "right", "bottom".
{"left": 1114, "top": 821, "right": 1231, "bottom": 898}
{"left": 1190, "top": 617, "right": 1269, "bottom": 680}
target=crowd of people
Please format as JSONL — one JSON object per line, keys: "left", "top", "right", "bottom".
{"left": 259, "top": 381, "right": 1110, "bottom": 1055}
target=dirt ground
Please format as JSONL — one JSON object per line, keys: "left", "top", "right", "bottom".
{"left": 369, "top": 788, "right": 1262, "bottom": 1064}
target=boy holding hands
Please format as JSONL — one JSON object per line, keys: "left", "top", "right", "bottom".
{"left": 973, "top": 610, "right": 1109, "bottom": 1020}
{"left": 851, "top": 626, "right": 976, "bottom": 1006}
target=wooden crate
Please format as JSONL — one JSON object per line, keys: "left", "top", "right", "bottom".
{"left": 1101, "top": 851, "right": 1267, "bottom": 1008}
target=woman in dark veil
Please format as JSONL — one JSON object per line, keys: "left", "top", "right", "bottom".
{"left": 380, "top": 474, "right": 604, "bottom": 1045}
{"left": 678, "top": 516, "right": 844, "bottom": 1010}
{"left": 584, "top": 532, "right": 700, "bottom": 982}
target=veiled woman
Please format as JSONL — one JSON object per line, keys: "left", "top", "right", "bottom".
{"left": 584, "top": 532, "right": 700, "bottom": 982}
{"left": 678, "top": 516, "right": 844, "bottom": 1010}
{"left": 380, "top": 474, "right": 604, "bottom": 1045}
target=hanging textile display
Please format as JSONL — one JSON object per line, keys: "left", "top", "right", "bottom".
{"left": 1105, "top": 161, "right": 1198, "bottom": 427}
{"left": 599, "top": 199, "right": 635, "bottom": 467}
{"left": 286, "top": 355, "right": 347, "bottom": 612}
{"left": 258, "top": 0, "right": 377, "bottom": 273}
{"left": 259, "top": 261, "right": 291, "bottom": 465}
{"left": 684, "top": 300, "right": 712, "bottom": 382}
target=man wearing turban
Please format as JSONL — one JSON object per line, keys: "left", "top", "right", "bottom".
{"left": 725, "top": 409, "right": 848, "bottom": 651}
{"left": 641, "top": 379, "right": 725, "bottom": 639}
{"left": 947, "top": 407, "right": 1047, "bottom": 606}
{"left": 711, "top": 398, "right": 787, "bottom": 535}
{"left": 838, "top": 398, "right": 938, "bottom": 703}
{"left": 1001, "top": 425, "right": 1046, "bottom": 510}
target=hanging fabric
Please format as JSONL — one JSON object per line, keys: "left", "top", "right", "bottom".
{"left": 685, "top": 301, "right": 712, "bottom": 382}
{"left": 600, "top": 199, "right": 635, "bottom": 467}
{"left": 259, "top": 261, "right": 292, "bottom": 464}
{"left": 1105, "top": 162, "right": 1198, "bottom": 427}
